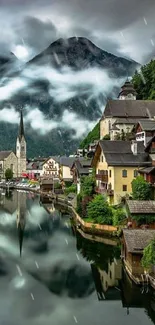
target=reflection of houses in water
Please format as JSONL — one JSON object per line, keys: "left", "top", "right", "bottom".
{"left": 16, "top": 191, "right": 26, "bottom": 257}
{"left": 91, "top": 259, "right": 122, "bottom": 300}
{"left": 120, "top": 268, "right": 155, "bottom": 322}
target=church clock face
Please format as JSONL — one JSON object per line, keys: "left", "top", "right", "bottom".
{"left": 21, "top": 145, "right": 25, "bottom": 151}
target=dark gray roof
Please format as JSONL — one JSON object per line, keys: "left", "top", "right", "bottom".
{"left": 59, "top": 156, "right": 75, "bottom": 168}
{"left": 27, "top": 161, "right": 44, "bottom": 170}
{"left": 0, "top": 151, "right": 12, "bottom": 160}
{"left": 137, "top": 119, "right": 155, "bottom": 131}
{"left": 102, "top": 100, "right": 155, "bottom": 118}
{"left": 126, "top": 200, "right": 155, "bottom": 214}
{"left": 99, "top": 140, "right": 151, "bottom": 166}
{"left": 139, "top": 166, "right": 155, "bottom": 174}
{"left": 99, "top": 140, "right": 144, "bottom": 154}
{"left": 72, "top": 158, "right": 92, "bottom": 175}
{"left": 123, "top": 229, "right": 155, "bottom": 253}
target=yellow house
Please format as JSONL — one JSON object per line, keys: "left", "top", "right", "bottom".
{"left": 92, "top": 140, "right": 151, "bottom": 205}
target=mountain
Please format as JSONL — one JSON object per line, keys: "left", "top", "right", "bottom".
{"left": 0, "top": 37, "right": 140, "bottom": 157}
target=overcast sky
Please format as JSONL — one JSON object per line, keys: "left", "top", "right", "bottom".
{"left": 0, "top": 0, "right": 155, "bottom": 64}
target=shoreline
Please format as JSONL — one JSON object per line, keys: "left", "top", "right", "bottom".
{"left": 1, "top": 185, "right": 119, "bottom": 238}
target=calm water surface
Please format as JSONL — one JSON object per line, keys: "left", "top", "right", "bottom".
{"left": 0, "top": 189, "right": 155, "bottom": 325}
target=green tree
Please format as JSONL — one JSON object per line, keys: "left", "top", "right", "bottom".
{"left": 5, "top": 168, "right": 13, "bottom": 181}
{"left": 81, "top": 175, "right": 96, "bottom": 197}
{"left": 112, "top": 208, "right": 126, "bottom": 226}
{"left": 87, "top": 194, "right": 113, "bottom": 224}
{"left": 142, "top": 239, "right": 155, "bottom": 270}
{"left": 132, "top": 60, "right": 155, "bottom": 99}
{"left": 103, "top": 134, "right": 110, "bottom": 140}
{"left": 131, "top": 176, "right": 153, "bottom": 200}
{"left": 64, "top": 184, "right": 76, "bottom": 195}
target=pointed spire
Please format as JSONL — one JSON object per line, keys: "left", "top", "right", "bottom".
{"left": 18, "top": 108, "right": 25, "bottom": 141}
{"left": 17, "top": 222, "right": 24, "bottom": 257}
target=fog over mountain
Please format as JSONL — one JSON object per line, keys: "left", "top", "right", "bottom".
{"left": 0, "top": 37, "right": 139, "bottom": 157}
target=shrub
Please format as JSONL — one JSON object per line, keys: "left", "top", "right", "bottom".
{"left": 87, "top": 194, "right": 113, "bottom": 225}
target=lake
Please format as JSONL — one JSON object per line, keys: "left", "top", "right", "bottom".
{"left": 0, "top": 189, "right": 155, "bottom": 325}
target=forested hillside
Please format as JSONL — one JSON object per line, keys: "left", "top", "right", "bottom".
{"left": 79, "top": 122, "right": 100, "bottom": 149}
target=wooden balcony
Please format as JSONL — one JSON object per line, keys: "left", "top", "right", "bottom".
{"left": 96, "top": 174, "right": 108, "bottom": 182}
{"left": 96, "top": 187, "right": 114, "bottom": 196}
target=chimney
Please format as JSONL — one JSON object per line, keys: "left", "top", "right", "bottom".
{"left": 131, "top": 140, "right": 137, "bottom": 155}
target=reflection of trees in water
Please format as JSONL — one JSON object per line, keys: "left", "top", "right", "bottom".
{"left": 76, "top": 232, "right": 121, "bottom": 273}
{"left": 5, "top": 190, "right": 13, "bottom": 200}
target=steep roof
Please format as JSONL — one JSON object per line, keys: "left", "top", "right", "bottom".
{"left": 71, "top": 158, "right": 92, "bottom": 175}
{"left": 102, "top": 100, "right": 155, "bottom": 119}
{"left": 98, "top": 140, "right": 151, "bottom": 167}
{"left": 123, "top": 229, "right": 155, "bottom": 253}
{"left": 126, "top": 200, "right": 155, "bottom": 214}
{"left": 0, "top": 151, "right": 12, "bottom": 160}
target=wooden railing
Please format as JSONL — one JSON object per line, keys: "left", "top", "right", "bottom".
{"left": 96, "top": 174, "right": 108, "bottom": 182}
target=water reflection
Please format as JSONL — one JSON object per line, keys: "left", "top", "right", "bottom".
{"left": 0, "top": 190, "right": 154, "bottom": 325}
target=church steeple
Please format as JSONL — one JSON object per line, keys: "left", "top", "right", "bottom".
{"left": 118, "top": 79, "right": 137, "bottom": 100}
{"left": 18, "top": 109, "right": 25, "bottom": 142}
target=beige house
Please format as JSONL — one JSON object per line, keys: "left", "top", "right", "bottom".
{"left": 59, "top": 157, "right": 75, "bottom": 181}
{"left": 100, "top": 80, "right": 155, "bottom": 140}
{"left": 0, "top": 151, "right": 18, "bottom": 179}
{"left": 92, "top": 140, "right": 151, "bottom": 205}
{"left": 42, "top": 157, "right": 60, "bottom": 177}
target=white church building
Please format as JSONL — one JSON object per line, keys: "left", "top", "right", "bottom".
{"left": 0, "top": 109, "right": 27, "bottom": 179}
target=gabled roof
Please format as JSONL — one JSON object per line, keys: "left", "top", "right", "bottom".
{"left": 59, "top": 156, "right": 75, "bottom": 168}
{"left": 139, "top": 166, "right": 155, "bottom": 174}
{"left": 136, "top": 119, "right": 155, "bottom": 131}
{"left": 71, "top": 158, "right": 92, "bottom": 175}
{"left": 126, "top": 200, "right": 155, "bottom": 214}
{"left": 42, "top": 156, "right": 60, "bottom": 165}
{"left": 102, "top": 100, "right": 155, "bottom": 119}
{"left": 0, "top": 151, "right": 12, "bottom": 160}
{"left": 123, "top": 229, "right": 155, "bottom": 253}
{"left": 93, "top": 140, "right": 151, "bottom": 167}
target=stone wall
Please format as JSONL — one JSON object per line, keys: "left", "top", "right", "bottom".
{"left": 4, "top": 152, "right": 18, "bottom": 178}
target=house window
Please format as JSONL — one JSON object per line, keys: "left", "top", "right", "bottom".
{"left": 0, "top": 164, "right": 2, "bottom": 171}
{"left": 134, "top": 169, "right": 138, "bottom": 178}
{"left": 122, "top": 169, "right": 127, "bottom": 177}
{"left": 123, "top": 185, "right": 127, "bottom": 191}
{"left": 109, "top": 170, "right": 111, "bottom": 178}
{"left": 10, "top": 164, "right": 13, "bottom": 171}
{"left": 101, "top": 156, "right": 103, "bottom": 162}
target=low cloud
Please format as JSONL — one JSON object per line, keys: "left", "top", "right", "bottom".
{"left": 0, "top": 62, "right": 124, "bottom": 138}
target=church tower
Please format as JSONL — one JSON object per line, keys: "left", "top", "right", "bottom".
{"left": 16, "top": 109, "right": 26, "bottom": 177}
{"left": 118, "top": 79, "right": 137, "bottom": 100}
